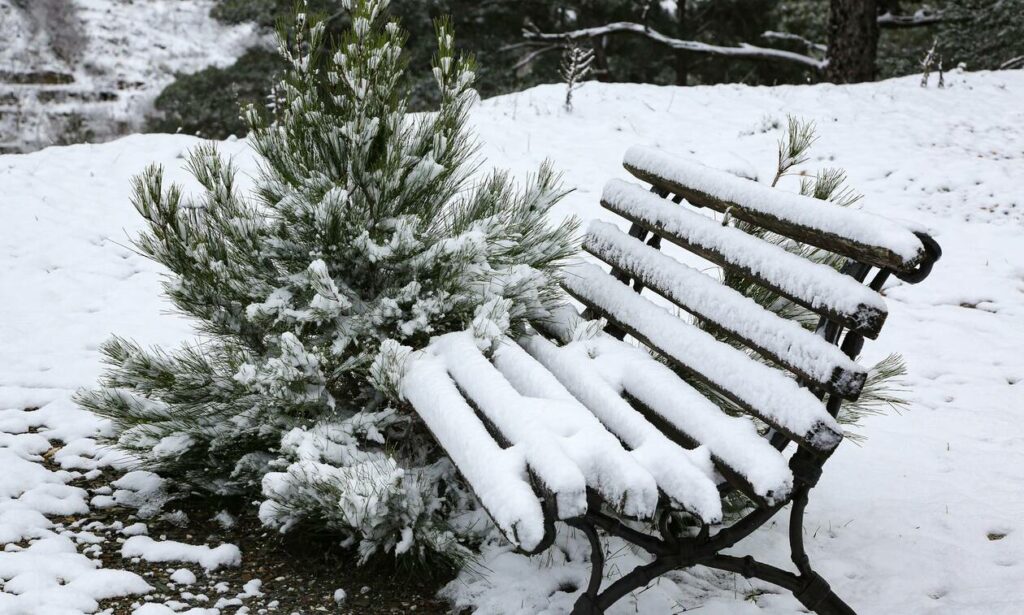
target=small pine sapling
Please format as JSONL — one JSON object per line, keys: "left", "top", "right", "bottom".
{"left": 560, "top": 44, "right": 594, "bottom": 111}
{"left": 77, "top": 0, "right": 577, "bottom": 568}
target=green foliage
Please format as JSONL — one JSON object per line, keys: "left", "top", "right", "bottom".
{"left": 147, "top": 49, "right": 284, "bottom": 139}
{"left": 938, "top": 0, "right": 1024, "bottom": 70}
{"left": 706, "top": 117, "right": 908, "bottom": 438}
{"left": 211, "top": 0, "right": 287, "bottom": 27}
{"left": 79, "top": 0, "right": 577, "bottom": 566}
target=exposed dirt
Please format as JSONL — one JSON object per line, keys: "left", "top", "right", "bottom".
{"left": 50, "top": 464, "right": 456, "bottom": 614}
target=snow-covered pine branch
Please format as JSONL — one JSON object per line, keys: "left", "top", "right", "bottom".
{"left": 524, "top": 21, "right": 827, "bottom": 72}
{"left": 560, "top": 44, "right": 594, "bottom": 111}
{"left": 762, "top": 31, "right": 828, "bottom": 55}
{"left": 877, "top": 9, "right": 955, "bottom": 29}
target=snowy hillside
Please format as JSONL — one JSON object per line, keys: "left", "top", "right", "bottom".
{"left": 2, "top": 70, "right": 1023, "bottom": 613}
{"left": 0, "top": 0, "right": 259, "bottom": 153}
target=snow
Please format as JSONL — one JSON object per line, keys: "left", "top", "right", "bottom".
{"left": 400, "top": 349, "right": 547, "bottom": 551}
{"left": 170, "top": 568, "right": 197, "bottom": 586}
{"left": 563, "top": 261, "right": 843, "bottom": 450}
{"left": 120, "top": 537, "right": 241, "bottom": 572}
{"left": 602, "top": 178, "right": 889, "bottom": 335}
{"left": 1, "top": 69, "right": 1023, "bottom": 613}
{"left": 624, "top": 144, "right": 927, "bottom": 268}
{"left": 516, "top": 335, "right": 723, "bottom": 517}
{"left": 0, "top": 0, "right": 262, "bottom": 152}
{"left": 0, "top": 535, "right": 152, "bottom": 613}
{"left": 531, "top": 326, "right": 794, "bottom": 504}
{"left": 402, "top": 328, "right": 710, "bottom": 549}
{"left": 432, "top": 332, "right": 665, "bottom": 520}
{"left": 585, "top": 218, "right": 867, "bottom": 394}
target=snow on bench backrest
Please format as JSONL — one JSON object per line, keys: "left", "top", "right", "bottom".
{"left": 562, "top": 262, "right": 844, "bottom": 453}
{"left": 585, "top": 219, "right": 868, "bottom": 398}
{"left": 601, "top": 180, "right": 889, "bottom": 339}
{"left": 623, "top": 146, "right": 928, "bottom": 274}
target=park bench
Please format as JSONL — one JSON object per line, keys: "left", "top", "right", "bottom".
{"left": 399, "top": 146, "right": 942, "bottom": 614}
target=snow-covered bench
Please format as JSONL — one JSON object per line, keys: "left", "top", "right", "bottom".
{"left": 400, "top": 147, "right": 942, "bottom": 615}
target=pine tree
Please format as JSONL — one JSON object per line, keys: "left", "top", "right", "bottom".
{"left": 77, "top": 0, "right": 577, "bottom": 566}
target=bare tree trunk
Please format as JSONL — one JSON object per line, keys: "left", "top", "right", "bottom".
{"left": 826, "top": 0, "right": 879, "bottom": 83}
{"left": 674, "top": 0, "right": 689, "bottom": 85}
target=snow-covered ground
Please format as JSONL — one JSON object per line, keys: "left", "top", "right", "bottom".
{"left": 2, "top": 70, "right": 1023, "bottom": 613}
{"left": 0, "top": 0, "right": 260, "bottom": 152}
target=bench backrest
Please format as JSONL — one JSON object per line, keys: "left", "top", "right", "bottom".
{"left": 563, "top": 147, "right": 941, "bottom": 459}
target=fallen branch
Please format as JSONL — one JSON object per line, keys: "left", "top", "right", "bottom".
{"left": 524, "top": 22, "right": 827, "bottom": 71}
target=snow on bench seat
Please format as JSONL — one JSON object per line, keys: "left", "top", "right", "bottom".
{"left": 403, "top": 331, "right": 725, "bottom": 550}
{"left": 623, "top": 146, "right": 927, "bottom": 274}
{"left": 522, "top": 332, "right": 791, "bottom": 506}
{"left": 585, "top": 220, "right": 868, "bottom": 398}
{"left": 515, "top": 336, "right": 723, "bottom": 518}
{"left": 602, "top": 180, "right": 889, "bottom": 338}
{"left": 402, "top": 353, "right": 547, "bottom": 551}
{"left": 561, "top": 262, "right": 844, "bottom": 452}
{"left": 432, "top": 333, "right": 659, "bottom": 519}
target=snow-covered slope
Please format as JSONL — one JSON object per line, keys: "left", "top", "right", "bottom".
{"left": 0, "top": 0, "right": 259, "bottom": 153}
{"left": 2, "top": 70, "right": 1023, "bottom": 613}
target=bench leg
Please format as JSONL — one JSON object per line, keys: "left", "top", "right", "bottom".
{"left": 568, "top": 519, "right": 606, "bottom": 615}
{"left": 564, "top": 483, "right": 859, "bottom": 614}
{"left": 787, "top": 485, "right": 858, "bottom": 615}
{"left": 811, "top": 591, "right": 858, "bottom": 615}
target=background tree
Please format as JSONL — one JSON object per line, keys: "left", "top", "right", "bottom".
{"left": 146, "top": 0, "right": 1024, "bottom": 140}
{"left": 936, "top": 0, "right": 1024, "bottom": 71}
{"left": 826, "top": 0, "right": 879, "bottom": 82}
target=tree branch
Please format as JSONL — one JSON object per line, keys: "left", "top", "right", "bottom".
{"left": 877, "top": 10, "right": 958, "bottom": 28}
{"left": 1001, "top": 55, "right": 1024, "bottom": 70}
{"left": 512, "top": 44, "right": 562, "bottom": 72}
{"left": 523, "top": 22, "right": 827, "bottom": 71}
{"left": 762, "top": 30, "right": 828, "bottom": 54}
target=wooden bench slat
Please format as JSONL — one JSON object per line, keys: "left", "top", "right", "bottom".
{"left": 602, "top": 180, "right": 888, "bottom": 339}
{"left": 623, "top": 146, "right": 927, "bottom": 274}
{"left": 519, "top": 335, "right": 724, "bottom": 521}
{"left": 431, "top": 333, "right": 660, "bottom": 521}
{"left": 401, "top": 354, "right": 547, "bottom": 551}
{"left": 588, "top": 335, "right": 793, "bottom": 505}
{"left": 533, "top": 307, "right": 793, "bottom": 507}
{"left": 585, "top": 220, "right": 868, "bottom": 398}
{"left": 562, "top": 262, "right": 844, "bottom": 453}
